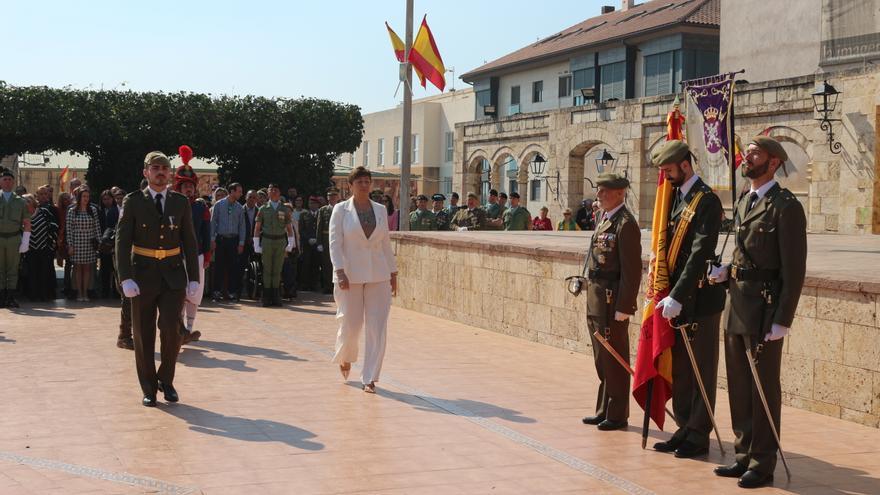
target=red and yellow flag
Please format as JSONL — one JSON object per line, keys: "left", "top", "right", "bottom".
{"left": 410, "top": 15, "right": 446, "bottom": 91}
{"left": 59, "top": 166, "right": 70, "bottom": 192}
{"left": 631, "top": 100, "right": 681, "bottom": 430}
{"left": 385, "top": 21, "right": 426, "bottom": 87}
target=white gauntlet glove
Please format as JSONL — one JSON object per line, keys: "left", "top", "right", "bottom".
{"left": 308, "top": 238, "right": 317, "bottom": 246}
{"left": 286, "top": 237, "right": 295, "bottom": 252}
{"left": 707, "top": 263, "right": 729, "bottom": 284}
{"left": 614, "top": 312, "right": 631, "bottom": 322}
{"left": 656, "top": 296, "right": 682, "bottom": 319}
{"left": 121, "top": 279, "right": 140, "bottom": 298}
{"left": 18, "top": 232, "right": 30, "bottom": 253}
{"left": 186, "top": 281, "right": 200, "bottom": 297}
{"left": 253, "top": 237, "right": 262, "bottom": 254}
{"left": 764, "top": 323, "right": 789, "bottom": 342}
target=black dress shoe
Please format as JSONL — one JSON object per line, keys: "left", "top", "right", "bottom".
{"left": 737, "top": 469, "right": 773, "bottom": 489}
{"left": 714, "top": 462, "right": 748, "bottom": 478}
{"left": 597, "top": 419, "right": 628, "bottom": 431}
{"left": 116, "top": 337, "right": 135, "bottom": 350}
{"left": 653, "top": 437, "right": 683, "bottom": 453}
{"left": 6, "top": 294, "right": 19, "bottom": 308}
{"left": 188, "top": 330, "right": 201, "bottom": 342}
{"left": 157, "top": 381, "right": 179, "bottom": 403}
{"left": 143, "top": 395, "right": 157, "bottom": 407}
{"left": 582, "top": 415, "right": 606, "bottom": 425}
{"left": 674, "top": 441, "right": 709, "bottom": 458}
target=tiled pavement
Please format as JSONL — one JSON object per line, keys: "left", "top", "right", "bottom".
{"left": 2, "top": 295, "right": 879, "bottom": 494}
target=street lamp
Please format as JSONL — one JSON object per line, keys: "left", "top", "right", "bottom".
{"left": 595, "top": 149, "right": 618, "bottom": 174}
{"left": 529, "top": 153, "right": 560, "bottom": 201}
{"left": 811, "top": 80, "right": 842, "bottom": 154}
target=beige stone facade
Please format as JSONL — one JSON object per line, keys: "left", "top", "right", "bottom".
{"left": 454, "top": 68, "right": 880, "bottom": 235}
{"left": 391, "top": 231, "right": 880, "bottom": 428}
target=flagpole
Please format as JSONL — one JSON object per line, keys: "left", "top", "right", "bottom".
{"left": 399, "top": 0, "right": 413, "bottom": 231}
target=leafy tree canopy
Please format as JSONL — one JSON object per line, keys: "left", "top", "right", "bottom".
{"left": 0, "top": 82, "right": 363, "bottom": 195}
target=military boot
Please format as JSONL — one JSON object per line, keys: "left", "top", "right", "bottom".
{"left": 273, "top": 288, "right": 283, "bottom": 307}
{"left": 6, "top": 290, "right": 20, "bottom": 308}
{"left": 261, "top": 288, "right": 272, "bottom": 307}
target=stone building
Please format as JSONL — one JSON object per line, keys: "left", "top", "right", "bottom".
{"left": 454, "top": 0, "right": 880, "bottom": 234}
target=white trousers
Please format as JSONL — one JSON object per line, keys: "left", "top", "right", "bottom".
{"left": 331, "top": 281, "right": 392, "bottom": 384}
{"left": 182, "top": 254, "right": 205, "bottom": 330}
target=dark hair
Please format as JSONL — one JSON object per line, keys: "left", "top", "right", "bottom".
{"left": 101, "top": 189, "right": 113, "bottom": 199}
{"left": 228, "top": 182, "right": 242, "bottom": 194}
{"left": 74, "top": 186, "right": 91, "bottom": 209}
{"left": 139, "top": 179, "right": 148, "bottom": 189}
{"left": 348, "top": 166, "right": 372, "bottom": 183}
{"left": 382, "top": 194, "right": 395, "bottom": 216}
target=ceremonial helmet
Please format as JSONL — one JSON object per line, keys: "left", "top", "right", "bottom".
{"left": 173, "top": 145, "right": 199, "bottom": 191}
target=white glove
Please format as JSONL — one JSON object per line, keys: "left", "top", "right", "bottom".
{"left": 656, "top": 296, "right": 682, "bottom": 320}
{"left": 316, "top": 244, "right": 324, "bottom": 253}
{"left": 121, "top": 279, "right": 140, "bottom": 298}
{"left": 253, "top": 237, "right": 262, "bottom": 254}
{"left": 308, "top": 238, "right": 317, "bottom": 246}
{"left": 18, "top": 232, "right": 30, "bottom": 253}
{"left": 614, "top": 311, "right": 631, "bottom": 322}
{"left": 186, "top": 281, "right": 200, "bottom": 297}
{"left": 457, "top": 227, "right": 468, "bottom": 231}
{"left": 764, "top": 323, "right": 789, "bottom": 342}
{"left": 707, "top": 263, "right": 729, "bottom": 284}
{"left": 286, "top": 237, "right": 295, "bottom": 252}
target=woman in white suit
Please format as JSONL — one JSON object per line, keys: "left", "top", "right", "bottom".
{"left": 329, "top": 167, "right": 398, "bottom": 393}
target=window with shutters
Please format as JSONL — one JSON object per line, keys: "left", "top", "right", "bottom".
{"left": 599, "top": 61, "right": 625, "bottom": 101}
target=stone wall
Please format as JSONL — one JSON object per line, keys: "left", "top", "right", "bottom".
{"left": 391, "top": 232, "right": 880, "bottom": 428}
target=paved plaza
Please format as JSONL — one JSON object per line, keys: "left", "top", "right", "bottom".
{"left": 2, "top": 294, "right": 879, "bottom": 495}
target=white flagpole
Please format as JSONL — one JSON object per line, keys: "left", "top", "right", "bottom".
{"left": 399, "top": 0, "right": 413, "bottom": 231}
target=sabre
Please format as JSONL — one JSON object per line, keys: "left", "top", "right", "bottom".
{"left": 743, "top": 335, "right": 791, "bottom": 481}
{"left": 592, "top": 330, "right": 675, "bottom": 420}
{"left": 674, "top": 322, "right": 726, "bottom": 454}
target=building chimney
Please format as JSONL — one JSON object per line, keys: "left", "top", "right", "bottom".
{"left": 601, "top": 5, "right": 615, "bottom": 14}
{"left": 621, "top": 0, "right": 636, "bottom": 11}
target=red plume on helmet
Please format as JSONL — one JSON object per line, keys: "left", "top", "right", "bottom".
{"left": 174, "top": 145, "right": 198, "bottom": 192}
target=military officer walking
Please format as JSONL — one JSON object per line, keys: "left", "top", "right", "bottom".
{"left": 582, "top": 173, "right": 641, "bottom": 431}
{"left": 708, "top": 136, "right": 807, "bottom": 489}
{"left": 502, "top": 192, "right": 531, "bottom": 231}
{"left": 650, "top": 140, "right": 726, "bottom": 458}
{"left": 116, "top": 152, "right": 200, "bottom": 407}
{"left": 450, "top": 192, "right": 487, "bottom": 231}
{"left": 430, "top": 194, "right": 451, "bottom": 231}
{"left": 0, "top": 167, "right": 31, "bottom": 308}
{"left": 409, "top": 195, "right": 437, "bottom": 231}
{"left": 254, "top": 183, "right": 296, "bottom": 307}
{"left": 317, "top": 187, "right": 340, "bottom": 294}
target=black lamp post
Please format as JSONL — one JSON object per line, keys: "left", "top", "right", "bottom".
{"left": 811, "top": 80, "right": 842, "bottom": 154}
{"left": 529, "top": 154, "right": 560, "bottom": 201}
{"left": 595, "top": 149, "right": 618, "bottom": 174}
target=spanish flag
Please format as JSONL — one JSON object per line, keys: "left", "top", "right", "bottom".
{"left": 410, "top": 15, "right": 446, "bottom": 92}
{"left": 385, "top": 21, "right": 426, "bottom": 87}
{"left": 631, "top": 100, "right": 680, "bottom": 430}
{"left": 59, "top": 166, "right": 70, "bottom": 192}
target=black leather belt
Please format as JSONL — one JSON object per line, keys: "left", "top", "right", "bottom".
{"left": 587, "top": 269, "right": 619, "bottom": 281}
{"left": 261, "top": 234, "right": 286, "bottom": 240}
{"left": 730, "top": 265, "right": 779, "bottom": 282}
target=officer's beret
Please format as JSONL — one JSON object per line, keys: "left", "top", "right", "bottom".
{"left": 431, "top": 193, "right": 446, "bottom": 201}
{"left": 416, "top": 194, "right": 428, "bottom": 201}
{"left": 596, "top": 173, "right": 629, "bottom": 190}
{"left": 498, "top": 192, "right": 508, "bottom": 199}
{"left": 466, "top": 192, "right": 478, "bottom": 200}
{"left": 143, "top": 151, "right": 171, "bottom": 167}
{"left": 326, "top": 187, "right": 340, "bottom": 195}
{"left": 509, "top": 191, "right": 520, "bottom": 199}
{"left": 267, "top": 183, "right": 280, "bottom": 189}
{"left": 651, "top": 140, "right": 691, "bottom": 167}
{"left": 451, "top": 192, "right": 460, "bottom": 199}
{"left": 489, "top": 189, "right": 498, "bottom": 196}
{"left": 751, "top": 136, "right": 788, "bottom": 162}
{"left": 0, "top": 167, "right": 13, "bottom": 178}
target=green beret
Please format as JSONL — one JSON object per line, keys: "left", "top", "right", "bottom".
{"left": 0, "top": 167, "right": 13, "bottom": 178}
{"left": 596, "top": 173, "right": 629, "bottom": 190}
{"left": 466, "top": 192, "right": 479, "bottom": 200}
{"left": 416, "top": 194, "right": 428, "bottom": 201}
{"left": 143, "top": 151, "right": 171, "bottom": 167}
{"left": 651, "top": 139, "right": 691, "bottom": 166}
{"left": 751, "top": 136, "right": 788, "bottom": 162}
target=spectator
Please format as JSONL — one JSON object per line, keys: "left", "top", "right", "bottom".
{"left": 498, "top": 192, "right": 508, "bottom": 218}
{"left": 591, "top": 201, "right": 601, "bottom": 226}
{"left": 450, "top": 192, "right": 487, "bottom": 231}
{"left": 66, "top": 186, "right": 101, "bottom": 302}
{"left": 242, "top": 190, "right": 259, "bottom": 297}
{"left": 69, "top": 178, "right": 82, "bottom": 193}
{"left": 370, "top": 189, "right": 384, "bottom": 203}
{"left": 286, "top": 186, "right": 298, "bottom": 204}
{"left": 382, "top": 195, "right": 398, "bottom": 231}
{"left": 256, "top": 189, "right": 268, "bottom": 207}
{"left": 532, "top": 206, "right": 553, "bottom": 231}
{"left": 430, "top": 193, "right": 451, "bottom": 231}
{"left": 26, "top": 186, "right": 59, "bottom": 301}
{"left": 98, "top": 189, "right": 120, "bottom": 298}
{"left": 212, "top": 187, "right": 228, "bottom": 205}
{"left": 575, "top": 199, "right": 594, "bottom": 231}
{"left": 448, "top": 192, "right": 462, "bottom": 212}
{"left": 56, "top": 192, "right": 73, "bottom": 298}
{"left": 484, "top": 189, "right": 503, "bottom": 230}
{"left": 502, "top": 192, "right": 531, "bottom": 231}
{"left": 210, "top": 183, "right": 245, "bottom": 302}
{"left": 297, "top": 196, "right": 321, "bottom": 291}
{"left": 557, "top": 208, "right": 581, "bottom": 231}
{"left": 292, "top": 195, "right": 305, "bottom": 225}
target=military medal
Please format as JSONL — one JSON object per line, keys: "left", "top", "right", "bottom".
{"left": 598, "top": 254, "right": 606, "bottom": 264}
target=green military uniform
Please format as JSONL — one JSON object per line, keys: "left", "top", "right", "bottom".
{"left": 298, "top": 208, "right": 319, "bottom": 290}
{"left": 0, "top": 190, "right": 29, "bottom": 301}
{"left": 502, "top": 205, "right": 531, "bottom": 230}
{"left": 450, "top": 207, "right": 487, "bottom": 230}
{"left": 409, "top": 209, "right": 437, "bottom": 231}
{"left": 257, "top": 201, "right": 293, "bottom": 299}
{"left": 724, "top": 178, "right": 806, "bottom": 477}
{"left": 585, "top": 174, "right": 641, "bottom": 428}
{"left": 116, "top": 178, "right": 199, "bottom": 400}
{"left": 316, "top": 199, "right": 335, "bottom": 293}
{"left": 485, "top": 202, "right": 502, "bottom": 230}
{"left": 432, "top": 208, "right": 451, "bottom": 231}
{"left": 650, "top": 140, "right": 727, "bottom": 454}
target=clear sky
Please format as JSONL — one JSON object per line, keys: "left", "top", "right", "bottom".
{"left": 4, "top": 0, "right": 610, "bottom": 114}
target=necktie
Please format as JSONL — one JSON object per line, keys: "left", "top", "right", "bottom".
{"left": 155, "top": 193, "right": 163, "bottom": 216}
{"left": 746, "top": 192, "right": 759, "bottom": 213}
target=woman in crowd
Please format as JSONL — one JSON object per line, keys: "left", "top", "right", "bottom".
{"left": 330, "top": 167, "right": 398, "bottom": 394}
{"left": 23, "top": 191, "right": 59, "bottom": 301}
{"left": 382, "top": 194, "right": 398, "bottom": 231}
{"left": 56, "top": 192, "right": 73, "bottom": 297}
{"left": 557, "top": 208, "right": 581, "bottom": 231}
{"left": 98, "top": 189, "right": 119, "bottom": 298}
{"left": 66, "top": 187, "right": 101, "bottom": 302}
{"left": 532, "top": 206, "right": 553, "bottom": 231}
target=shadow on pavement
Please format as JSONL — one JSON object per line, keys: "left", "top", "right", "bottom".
{"left": 163, "top": 403, "right": 324, "bottom": 451}
{"left": 175, "top": 348, "right": 258, "bottom": 372}
{"left": 191, "top": 340, "right": 307, "bottom": 362}
{"left": 0, "top": 332, "right": 14, "bottom": 343}
{"left": 8, "top": 306, "right": 75, "bottom": 318}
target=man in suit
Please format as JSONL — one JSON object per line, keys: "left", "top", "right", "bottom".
{"left": 241, "top": 190, "right": 259, "bottom": 299}
{"left": 708, "top": 136, "right": 807, "bottom": 489}
{"left": 116, "top": 152, "right": 200, "bottom": 407}
{"left": 582, "top": 173, "right": 641, "bottom": 431}
{"left": 297, "top": 196, "right": 320, "bottom": 291}
{"left": 650, "top": 140, "right": 726, "bottom": 458}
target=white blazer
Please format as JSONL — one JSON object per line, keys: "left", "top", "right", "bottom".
{"left": 329, "top": 198, "right": 398, "bottom": 284}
